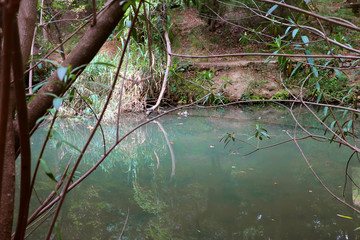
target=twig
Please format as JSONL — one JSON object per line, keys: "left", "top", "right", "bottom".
{"left": 118, "top": 207, "right": 130, "bottom": 240}
{"left": 286, "top": 131, "right": 360, "bottom": 214}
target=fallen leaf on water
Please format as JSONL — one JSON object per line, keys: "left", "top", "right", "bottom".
{"left": 209, "top": 145, "right": 215, "bottom": 148}
{"left": 271, "top": 218, "right": 276, "bottom": 221}
{"left": 87, "top": 125, "right": 94, "bottom": 130}
{"left": 248, "top": 168, "right": 254, "bottom": 171}
{"left": 232, "top": 166, "right": 236, "bottom": 169}
{"left": 233, "top": 171, "right": 247, "bottom": 174}
{"left": 274, "top": 182, "right": 278, "bottom": 185}
{"left": 309, "top": 190, "right": 313, "bottom": 193}
{"left": 170, "top": 142, "right": 174, "bottom": 145}
{"left": 337, "top": 214, "right": 353, "bottom": 219}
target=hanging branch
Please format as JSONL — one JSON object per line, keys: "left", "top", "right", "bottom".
{"left": 286, "top": 130, "right": 360, "bottom": 214}
{"left": 260, "top": 0, "right": 360, "bottom": 31}
{"left": 147, "top": 4, "right": 172, "bottom": 114}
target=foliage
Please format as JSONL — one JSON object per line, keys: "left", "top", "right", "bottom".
{"left": 168, "top": 66, "right": 231, "bottom": 105}
{"left": 249, "top": 121, "right": 270, "bottom": 141}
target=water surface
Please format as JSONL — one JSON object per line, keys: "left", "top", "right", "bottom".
{"left": 28, "top": 106, "right": 360, "bottom": 239}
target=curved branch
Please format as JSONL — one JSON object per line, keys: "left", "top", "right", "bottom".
{"left": 147, "top": 27, "right": 172, "bottom": 113}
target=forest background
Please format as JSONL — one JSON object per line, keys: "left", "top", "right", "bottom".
{"left": 1, "top": 0, "right": 360, "bottom": 239}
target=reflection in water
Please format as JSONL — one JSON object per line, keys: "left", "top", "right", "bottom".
{"left": 153, "top": 120, "right": 176, "bottom": 180}
{"left": 28, "top": 107, "right": 360, "bottom": 239}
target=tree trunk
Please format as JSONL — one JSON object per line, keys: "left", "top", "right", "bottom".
{"left": 0, "top": 93, "right": 15, "bottom": 240}
{"left": 18, "top": 0, "right": 37, "bottom": 68}
{"left": 16, "top": 0, "right": 126, "bottom": 147}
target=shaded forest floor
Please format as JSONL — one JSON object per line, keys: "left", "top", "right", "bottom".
{"left": 170, "top": 7, "right": 285, "bottom": 100}
{"left": 170, "top": 6, "right": 360, "bottom": 101}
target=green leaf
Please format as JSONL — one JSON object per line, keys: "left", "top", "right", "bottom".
{"left": 292, "top": 28, "right": 299, "bottom": 39}
{"left": 301, "top": 36, "right": 310, "bottom": 46}
{"left": 342, "top": 109, "right": 348, "bottom": 118}
{"left": 347, "top": 120, "right": 353, "bottom": 130}
{"left": 341, "top": 95, "right": 350, "bottom": 102}
{"left": 68, "top": 88, "right": 75, "bottom": 103}
{"left": 289, "top": 62, "right": 302, "bottom": 79}
{"left": 81, "top": 96, "right": 93, "bottom": 104}
{"left": 55, "top": 222, "right": 63, "bottom": 240}
{"left": 57, "top": 67, "right": 68, "bottom": 81}
{"left": 284, "top": 27, "right": 291, "bottom": 36}
{"left": 348, "top": 86, "right": 356, "bottom": 94}
{"left": 120, "top": 1, "right": 130, "bottom": 11}
{"left": 330, "top": 120, "right": 337, "bottom": 130}
{"left": 324, "top": 106, "right": 328, "bottom": 116}
{"left": 61, "top": 140, "right": 82, "bottom": 153}
{"left": 354, "top": 227, "right": 360, "bottom": 231}
{"left": 266, "top": 4, "right": 279, "bottom": 16}
{"left": 304, "top": 50, "right": 314, "bottom": 65}
{"left": 40, "top": 159, "right": 57, "bottom": 183}
{"left": 351, "top": 70, "right": 360, "bottom": 79}
{"left": 33, "top": 82, "right": 46, "bottom": 92}
{"left": 36, "top": 115, "right": 49, "bottom": 124}
{"left": 311, "top": 66, "right": 319, "bottom": 78}
{"left": 334, "top": 69, "right": 342, "bottom": 80}
{"left": 316, "top": 93, "right": 322, "bottom": 103}
{"left": 322, "top": 113, "right": 331, "bottom": 123}
{"left": 53, "top": 98, "right": 63, "bottom": 110}
{"left": 315, "top": 82, "right": 320, "bottom": 92}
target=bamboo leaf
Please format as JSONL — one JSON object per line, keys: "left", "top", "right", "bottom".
{"left": 334, "top": 69, "right": 342, "bottom": 80}
{"left": 351, "top": 70, "right": 360, "bottom": 79}
{"left": 324, "top": 106, "right": 328, "bottom": 116}
{"left": 304, "top": 50, "right": 314, "bottom": 65}
{"left": 266, "top": 4, "right": 279, "bottom": 16}
{"left": 330, "top": 120, "right": 336, "bottom": 130}
{"left": 312, "top": 66, "right": 319, "bottom": 78}
{"left": 40, "top": 159, "right": 57, "bottom": 183}
{"left": 337, "top": 214, "right": 353, "bottom": 220}
{"left": 301, "top": 35, "right": 310, "bottom": 46}
{"left": 292, "top": 28, "right": 299, "bottom": 39}
{"left": 289, "top": 62, "right": 302, "bottom": 79}
{"left": 316, "top": 93, "right": 322, "bottom": 103}
{"left": 57, "top": 67, "right": 68, "bottom": 81}
{"left": 53, "top": 98, "right": 63, "bottom": 110}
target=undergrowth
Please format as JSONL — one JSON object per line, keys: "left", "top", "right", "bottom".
{"left": 60, "top": 39, "right": 161, "bottom": 122}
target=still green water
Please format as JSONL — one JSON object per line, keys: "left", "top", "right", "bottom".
{"left": 28, "top": 106, "right": 360, "bottom": 239}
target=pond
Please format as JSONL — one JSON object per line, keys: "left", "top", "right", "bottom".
{"left": 27, "top": 106, "right": 360, "bottom": 239}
